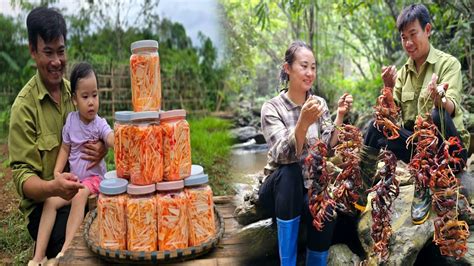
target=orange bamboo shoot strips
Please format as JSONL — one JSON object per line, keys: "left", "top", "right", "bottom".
{"left": 130, "top": 40, "right": 161, "bottom": 112}
{"left": 161, "top": 110, "right": 191, "bottom": 181}
{"left": 126, "top": 184, "right": 157, "bottom": 251}
{"left": 156, "top": 181, "right": 188, "bottom": 251}
{"left": 129, "top": 122, "right": 163, "bottom": 185}
{"left": 98, "top": 178, "right": 128, "bottom": 250}
{"left": 184, "top": 174, "right": 216, "bottom": 246}
{"left": 114, "top": 111, "right": 134, "bottom": 179}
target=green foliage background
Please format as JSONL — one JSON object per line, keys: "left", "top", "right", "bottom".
{"left": 219, "top": 0, "right": 473, "bottom": 121}
{"left": 0, "top": 0, "right": 232, "bottom": 118}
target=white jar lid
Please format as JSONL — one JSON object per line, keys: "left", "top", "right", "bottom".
{"left": 127, "top": 183, "right": 156, "bottom": 195}
{"left": 161, "top": 109, "right": 186, "bottom": 120}
{"left": 191, "top": 165, "right": 204, "bottom": 176}
{"left": 114, "top": 111, "right": 134, "bottom": 122}
{"left": 156, "top": 180, "right": 184, "bottom": 191}
{"left": 129, "top": 111, "right": 160, "bottom": 121}
{"left": 131, "top": 40, "right": 159, "bottom": 52}
{"left": 100, "top": 178, "right": 128, "bottom": 195}
{"left": 115, "top": 111, "right": 160, "bottom": 122}
{"left": 104, "top": 170, "right": 117, "bottom": 179}
{"left": 184, "top": 174, "right": 209, "bottom": 186}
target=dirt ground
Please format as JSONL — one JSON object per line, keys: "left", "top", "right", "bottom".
{"left": 0, "top": 144, "right": 18, "bottom": 219}
{"left": 0, "top": 143, "right": 23, "bottom": 263}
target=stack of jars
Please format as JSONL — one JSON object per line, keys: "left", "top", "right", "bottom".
{"left": 97, "top": 39, "right": 215, "bottom": 253}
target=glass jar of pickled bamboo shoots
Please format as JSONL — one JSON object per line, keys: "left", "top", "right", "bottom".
{"left": 130, "top": 40, "right": 161, "bottom": 112}
{"left": 114, "top": 111, "right": 134, "bottom": 179}
{"left": 161, "top": 109, "right": 191, "bottom": 181}
{"left": 155, "top": 180, "right": 188, "bottom": 251}
{"left": 98, "top": 177, "right": 128, "bottom": 250}
{"left": 128, "top": 111, "right": 163, "bottom": 185}
{"left": 184, "top": 173, "right": 215, "bottom": 246}
{"left": 126, "top": 184, "right": 157, "bottom": 251}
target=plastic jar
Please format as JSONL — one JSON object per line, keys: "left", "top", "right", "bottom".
{"left": 114, "top": 111, "right": 133, "bottom": 179}
{"left": 98, "top": 177, "right": 128, "bottom": 250}
{"left": 128, "top": 111, "right": 163, "bottom": 185}
{"left": 161, "top": 110, "right": 191, "bottom": 181}
{"left": 191, "top": 164, "right": 204, "bottom": 176}
{"left": 130, "top": 40, "right": 161, "bottom": 112}
{"left": 126, "top": 184, "right": 157, "bottom": 251}
{"left": 184, "top": 173, "right": 215, "bottom": 246}
{"left": 155, "top": 180, "right": 188, "bottom": 251}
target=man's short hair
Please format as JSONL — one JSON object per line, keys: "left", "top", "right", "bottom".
{"left": 26, "top": 6, "right": 67, "bottom": 51}
{"left": 396, "top": 4, "right": 431, "bottom": 32}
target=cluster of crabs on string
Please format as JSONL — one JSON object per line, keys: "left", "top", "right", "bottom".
{"left": 383, "top": 83, "right": 471, "bottom": 260}
{"left": 301, "top": 86, "right": 402, "bottom": 263}
{"left": 373, "top": 84, "right": 471, "bottom": 261}
{"left": 302, "top": 123, "right": 365, "bottom": 232}
{"left": 407, "top": 115, "right": 471, "bottom": 259}
{"left": 370, "top": 86, "right": 402, "bottom": 263}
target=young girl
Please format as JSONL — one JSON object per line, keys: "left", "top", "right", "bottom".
{"left": 29, "top": 62, "right": 114, "bottom": 265}
{"left": 258, "top": 41, "right": 352, "bottom": 266}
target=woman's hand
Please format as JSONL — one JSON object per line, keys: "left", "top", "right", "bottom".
{"left": 382, "top": 65, "right": 397, "bottom": 89}
{"left": 337, "top": 93, "right": 353, "bottom": 117}
{"left": 299, "top": 96, "right": 323, "bottom": 129}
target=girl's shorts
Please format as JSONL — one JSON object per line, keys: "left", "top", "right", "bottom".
{"left": 81, "top": 175, "right": 102, "bottom": 194}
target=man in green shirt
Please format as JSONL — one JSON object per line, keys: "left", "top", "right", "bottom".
{"left": 354, "top": 4, "right": 469, "bottom": 224}
{"left": 8, "top": 7, "right": 105, "bottom": 260}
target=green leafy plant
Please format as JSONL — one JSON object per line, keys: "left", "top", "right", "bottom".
{"left": 189, "top": 117, "right": 235, "bottom": 195}
{"left": 0, "top": 210, "right": 33, "bottom": 265}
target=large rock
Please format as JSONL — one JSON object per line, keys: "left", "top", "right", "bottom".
{"left": 234, "top": 99, "right": 262, "bottom": 128}
{"left": 394, "top": 160, "right": 412, "bottom": 185}
{"left": 328, "top": 244, "right": 361, "bottom": 265}
{"left": 459, "top": 171, "right": 474, "bottom": 205}
{"left": 254, "top": 133, "right": 267, "bottom": 144}
{"left": 233, "top": 182, "right": 254, "bottom": 206}
{"left": 237, "top": 217, "right": 364, "bottom": 264}
{"left": 233, "top": 171, "right": 268, "bottom": 227}
{"left": 232, "top": 139, "right": 268, "bottom": 153}
{"left": 236, "top": 219, "right": 279, "bottom": 259}
{"left": 233, "top": 181, "right": 267, "bottom": 226}
{"left": 231, "top": 126, "right": 259, "bottom": 143}
{"left": 237, "top": 218, "right": 311, "bottom": 262}
{"left": 465, "top": 226, "right": 474, "bottom": 265}
{"left": 358, "top": 183, "right": 434, "bottom": 265}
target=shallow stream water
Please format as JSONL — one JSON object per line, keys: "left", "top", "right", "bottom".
{"left": 230, "top": 146, "right": 267, "bottom": 184}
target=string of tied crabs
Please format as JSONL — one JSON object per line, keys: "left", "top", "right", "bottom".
{"left": 405, "top": 104, "right": 471, "bottom": 258}
{"left": 370, "top": 86, "right": 402, "bottom": 262}
{"left": 373, "top": 86, "right": 401, "bottom": 140}
{"left": 373, "top": 84, "right": 472, "bottom": 261}
{"left": 332, "top": 124, "right": 364, "bottom": 215}
{"left": 303, "top": 140, "right": 337, "bottom": 231}
{"left": 302, "top": 124, "right": 363, "bottom": 231}
{"left": 367, "top": 149, "right": 399, "bottom": 263}
{"left": 422, "top": 120, "right": 470, "bottom": 259}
